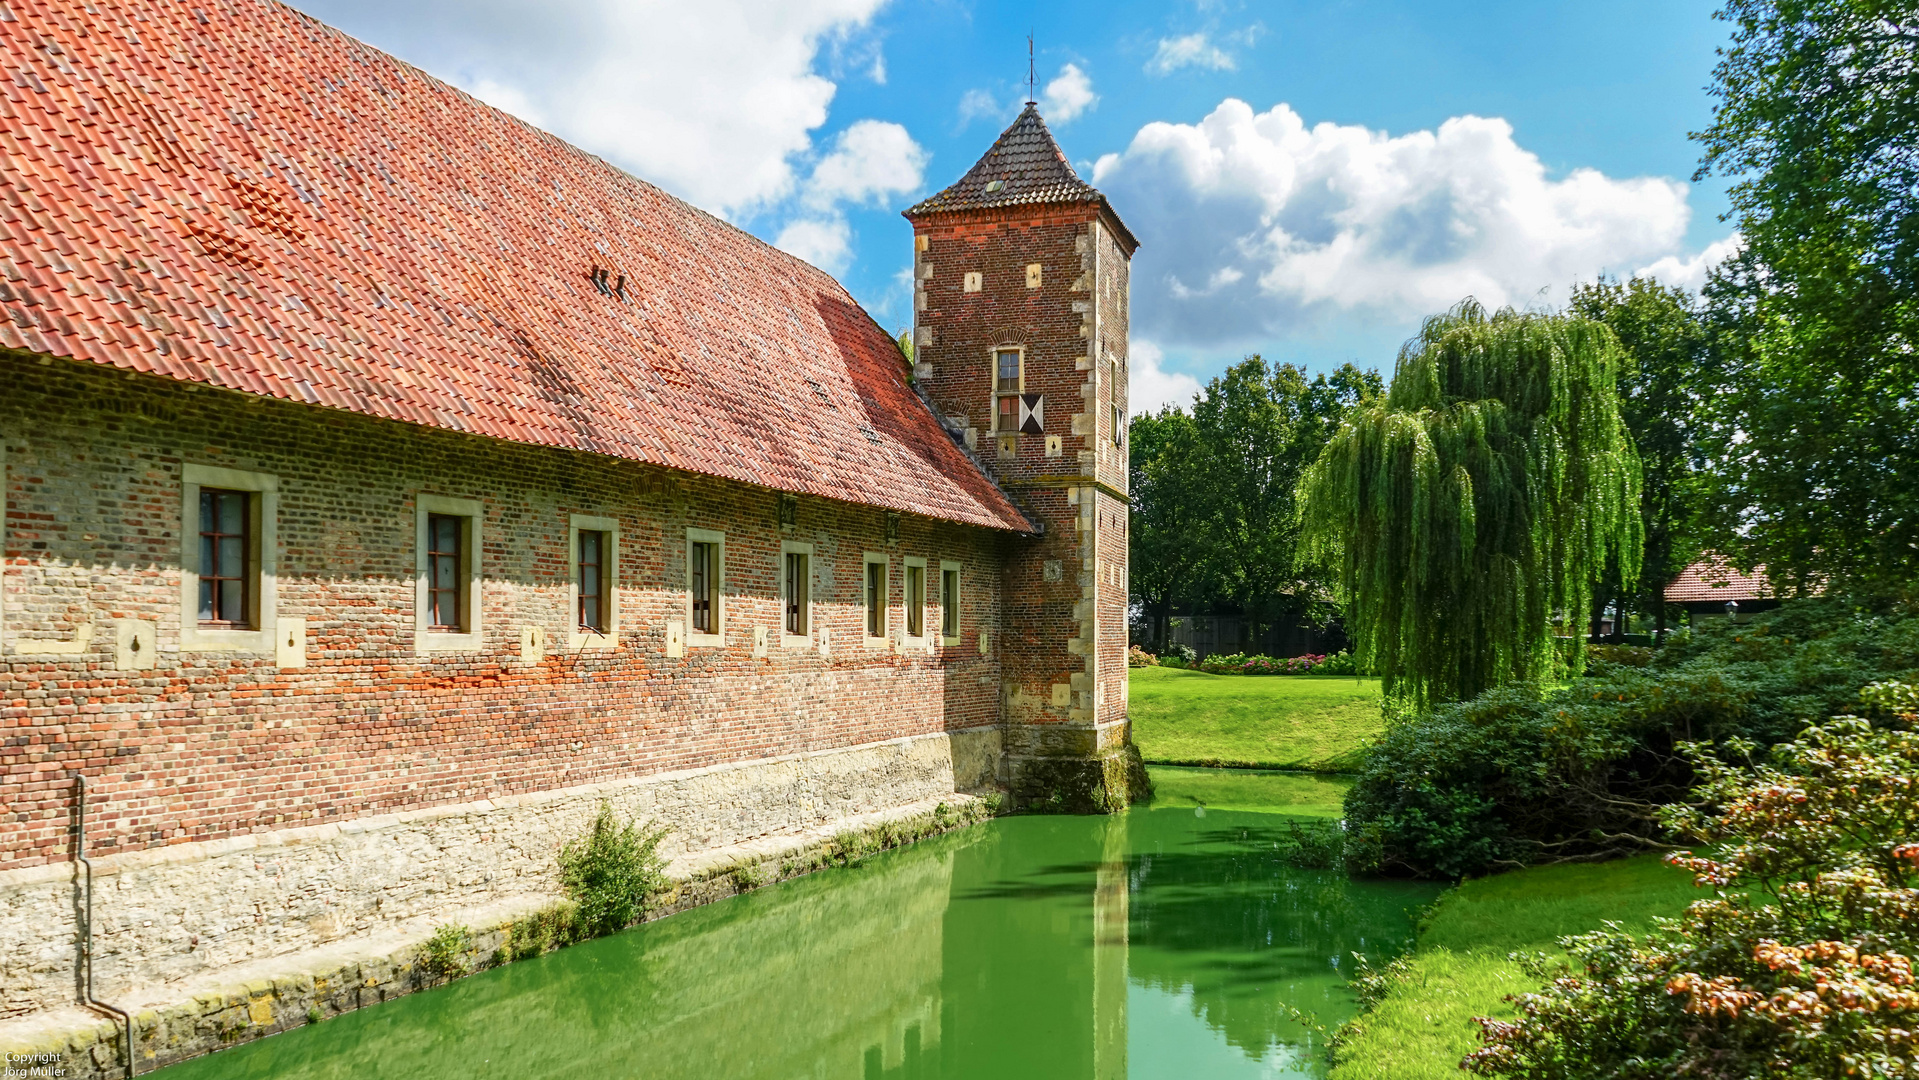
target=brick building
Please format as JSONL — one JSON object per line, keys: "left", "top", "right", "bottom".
{"left": 0, "top": 0, "right": 1142, "bottom": 1066}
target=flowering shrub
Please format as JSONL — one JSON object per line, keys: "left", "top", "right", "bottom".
{"left": 1464, "top": 681, "right": 1919, "bottom": 1079}
{"left": 1195, "top": 651, "right": 1357, "bottom": 675}
{"left": 1127, "top": 645, "right": 1159, "bottom": 668}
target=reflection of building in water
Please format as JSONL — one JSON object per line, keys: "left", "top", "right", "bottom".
{"left": 621, "top": 842, "right": 955, "bottom": 1079}
{"left": 1093, "top": 815, "right": 1131, "bottom": 1080}
{"left": 936, "top": 816, "right": 1130, "bottom": 1079}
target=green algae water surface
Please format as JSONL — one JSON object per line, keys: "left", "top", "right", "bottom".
{"left": 160, "top": 773, "right": 1440, "bottom": 1080}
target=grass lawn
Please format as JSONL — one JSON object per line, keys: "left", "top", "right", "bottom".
{"left": 1329, "top": 855, "right": 1708, "bottom": 1079}
{"left": 1129, "top": 666, "right": 1384, "bottom": 771}
{"left": 1147, "top": 764, "right": 1352, "bottom": 817}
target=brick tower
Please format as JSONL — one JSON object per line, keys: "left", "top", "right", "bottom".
{"left": 905, "top": 104, "right": 1148, "bottom": 811}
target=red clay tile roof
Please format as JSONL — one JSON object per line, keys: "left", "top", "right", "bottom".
{"left": 1666, "top": 556, "right": 1774, "bottom": 603}
{"left": 0, "top": 0, "right": 1033, "bottom": 534}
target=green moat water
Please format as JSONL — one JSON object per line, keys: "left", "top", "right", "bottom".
{"left": 162, "top": 771, "right": 1440, "bottom": 1079}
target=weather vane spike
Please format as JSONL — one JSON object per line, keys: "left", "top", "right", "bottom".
{"left": 1027, "top": 33, "right": 1036, "bottom": 104}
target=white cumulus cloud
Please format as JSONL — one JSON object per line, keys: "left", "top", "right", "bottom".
{"left": 775, "top": 218, "right": 854, "bottom": 274}
{"left": 1129, "top": 340, "right": 1204, "bottom": 416}
{"left": 1042, "top": 64, "right": 1098, "bottom": 123}
{"left": 1148, "top": 33, "right": 1236, "bottom": 74}
{"left": 804, "top": 120, "right": 930, "bottom": 210}
{"left": 1092, "top": 99, "right": 1710, "bottom": 353}
{"left": 1635, "top": 233, "right": 1745, "bottom": 292}
{"left": 292, "top": 0, "right": 889, "bottom": 216}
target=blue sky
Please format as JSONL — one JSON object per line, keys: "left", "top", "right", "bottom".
{"left": 292, "top": 0, "right": 1742, "bottom": 412}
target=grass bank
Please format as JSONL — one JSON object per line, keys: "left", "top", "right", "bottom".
{"left": 1146, "top": 764, "right": 1351, "bottom": 817}
{"left": 1328, "top": 855, "right": 1706, "bottom": 1079}
{"left": 1129, "top": 667, "right": 1383, "bottom": 771}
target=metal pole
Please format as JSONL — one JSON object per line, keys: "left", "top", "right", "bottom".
{"left": 76, "top": 775, "right": 135, "bottom": 1079}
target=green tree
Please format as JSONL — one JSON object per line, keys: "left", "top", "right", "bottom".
{"left": 1191, "top": 358, "right": 1380, "bottom": 643}
{"left": 1127, "top": 406, "right": 1212, "bottom": 650}
{"left": 1568, "top": 277, "right": 1711, "bottom": 636}
{"left": 1694, "top": 0, "right": 1919, "bottom": 596}
{"left": 1297, "top": 301, "right": 1643, "bottom": 708}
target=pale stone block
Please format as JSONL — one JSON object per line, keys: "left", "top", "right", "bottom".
{"left": 272, "top": 617, "right": 304, "bottom": 669}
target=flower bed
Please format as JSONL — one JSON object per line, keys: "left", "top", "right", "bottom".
{"left": 1197, "top": 651, "right": 1357, "bottom": 676}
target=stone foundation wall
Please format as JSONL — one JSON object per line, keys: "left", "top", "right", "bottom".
{"left": 0, "top": 787, "right": 994, "bottom": 1079}
{"left": 1, "top": 725, "right": 999, "bottom": 1025}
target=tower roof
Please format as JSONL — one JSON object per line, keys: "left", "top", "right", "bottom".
{"left": 905, "top": 105, "right": 1136, "bottom": 248}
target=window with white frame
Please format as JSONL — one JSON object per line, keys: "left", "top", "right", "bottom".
{"left": 569, "top": 514, "right": 620, "bottom": 648}
{"left": 415, "top": 494, "right": 483, "bottom": 653}
{"left": 686, "top": 527, "right": 725, "bottom": 645}
{"left": 179, "top": 464, "right": 279, "bottom": 654}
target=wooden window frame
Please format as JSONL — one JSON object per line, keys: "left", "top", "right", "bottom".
{"left": 862, "top": 552, "right": 889, "bottom": 646}
{"left": 685, "top": 527, "right": 725, "bottom": 647}
{"left": 989, "top": 345, "right": 1024, "bottom": 433}
{"left": 902, "top": 556, "right": 928, "bottom": 644}
{"left": 179, "top": 464, "right": 277, "bottom": 655}
{"left": 414, "top": 494, "right": 483, "bottom": 653}
{"left": 569, "top": 514, "right": 620, "bottom": 649}
{"left": 780, "top": 540, "right": 813, "bottom": 646}
{"left": 939, "top": 560, "right": 962, "bottom": 646}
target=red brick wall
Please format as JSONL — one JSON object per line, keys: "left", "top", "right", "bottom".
{"left": 0, "top": 356, "right": 1006, "bottom": 871}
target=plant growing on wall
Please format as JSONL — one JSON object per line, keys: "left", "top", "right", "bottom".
{"left": 558, "top": 802, "right": 670, "bottom": 938}
{"left": 1297, "top": 300, "right": 1643, "bottom": 708}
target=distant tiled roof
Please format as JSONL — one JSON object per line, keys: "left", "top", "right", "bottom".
{"left": 906, "top": 105, "right": 1131, "bottom": 246}
{"left": 0, "top": 0, "right": 1033, "bottom": 534}
{"left": 1666, "top": 557, "right": 1774, "bottom": 603}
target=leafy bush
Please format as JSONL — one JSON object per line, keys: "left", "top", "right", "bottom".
{"left": 1465, "top": 683, "right": 1919, "bottom": 1079}
{"left": 1314, "top": 650, "right": 1360, "bottom": 675}
{"left": 1128, "top": 645, "right": 1159, "bottom": 668}
{"left": 557, "top": 802, "right": 669, "bottom": 938}
{"left": 1165, "top": 642, "right": 1197, "bottom": 664}
{"left": 419, "top": 922, "right": 473, "bottom": 979}
{"left": 1344, "top": 600, "right": 1919, "bottom": 877}
{"left": 503, "top": 902, "right": 581, "bottom": 961}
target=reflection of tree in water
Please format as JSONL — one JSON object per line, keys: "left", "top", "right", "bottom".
{"left": 960, "top": 811, "right": 1436, "bottom": 1065}
{"left": 1125, "top": 814, "right": 1432, "bottom": 1061}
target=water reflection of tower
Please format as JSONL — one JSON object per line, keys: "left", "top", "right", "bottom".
{"left": 1093, "top": 813, "right": 1130, "bottom": 1080}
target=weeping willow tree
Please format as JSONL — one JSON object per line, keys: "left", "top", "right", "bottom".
{"left": 1297, "top": 300, "right": 1643, "bottom": 708}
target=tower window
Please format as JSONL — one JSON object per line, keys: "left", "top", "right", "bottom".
{"left": 994, "top": 347, "right": 1022, "bottom": 431}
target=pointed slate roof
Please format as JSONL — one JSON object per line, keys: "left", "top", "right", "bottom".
{"left": 906, "top": 104, "right": 1136, "bottom": 248}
